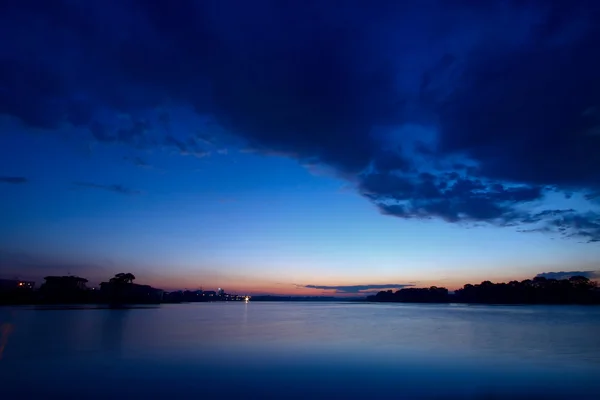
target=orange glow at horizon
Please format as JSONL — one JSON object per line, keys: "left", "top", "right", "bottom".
{"left": 90, "top": 267, "right": 584, "bottom": 296}
{"left": 138, "top": 276, "right": 495, "bottom": 295}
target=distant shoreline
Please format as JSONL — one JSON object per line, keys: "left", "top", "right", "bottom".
{"left": 366, "top": 275, "right": 600, "bottom": 305}
{"left": 2, "top": 275, "right": 598, "bottom": 306}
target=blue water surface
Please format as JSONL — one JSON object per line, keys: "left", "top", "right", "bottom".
{"left": 1, "top": 303, "right": 599, "bottom": 399}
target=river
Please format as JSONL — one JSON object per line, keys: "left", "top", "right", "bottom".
{"left": 1, "top": 302, "right": 599, "bottom": 399}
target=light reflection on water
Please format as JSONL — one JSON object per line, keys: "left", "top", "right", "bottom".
{"left": 1, "top": 303, "right": 599, "bottom": 399}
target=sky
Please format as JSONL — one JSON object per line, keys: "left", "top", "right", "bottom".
{"left": 1, "top": 0, "right": 599, "bottom": 295}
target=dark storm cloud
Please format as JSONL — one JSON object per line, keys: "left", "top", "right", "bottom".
{"left": 536, "top": 271, "right": 600, "bottom": 281}
{"left": 72, "top": 182, "right": 141, "bottom": 196}
{"left": 0, "top": 176, "right": 28, "bottom": 184}
{"left": 304, "top": 284, "right": 414, "bottom": 294}
{"left": 427, "top": 1, "right": 600, "bottom": 191}
{"left": 0, "top": 0, "right": 403, "bottom": 172}
{"left": 1, "top": 1, "right": 600, "bottom": 241}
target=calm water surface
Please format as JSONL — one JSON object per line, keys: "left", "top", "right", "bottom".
{"left": 1, "top": 303, "right": 599, "bottom": 399}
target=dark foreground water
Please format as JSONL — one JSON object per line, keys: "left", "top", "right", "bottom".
{"left": 1, "top": 303, "right": 599, "bottom": 399}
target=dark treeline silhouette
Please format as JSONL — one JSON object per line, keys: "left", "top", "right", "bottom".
{"left": 369, "top": 287, "right": 449, "bottom": 303}
{"left": 0, "top": 273, "right": 160, "bottom": 305}
{"left": 0, "top": 273, "right": 248, "bottom": 305}
{"left": 3, "top": 274, "right": 599, "bottom": 306}
{"left": 1, "top": 275, "right": 94, "bottom": 305}
{"left": 454, "top": 276, "right": 599, "bottom": 304}
{"left": 367, "top": 276, "right": 600, "bottom": 304}
{"left": 100, "top": 273, "right": 164, "bottom": 306}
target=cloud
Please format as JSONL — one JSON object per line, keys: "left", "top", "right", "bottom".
{"left": 72, "top": 181, "right": 141, "bottom": 196}
{"left": 1, "top": 1, "right": 600, "bottom": 241}
{"left": 163, "top": 135, "right": 209, "bottom": 158}
{"left": 519, "top": 212, "right": 600, "bottom": 243}
{"left": 304, "top": 284, "right": 414, "bottom": 294}
{"left": 360, "top": 173, "right": 543, "bottom": 225}
{"left": 551, "top": 213, "right": 600, "bottom": 242}
{"left": 535, "top": 271, "right": 600, "bottom": 281}
{"left": 586, "top": 191, "right": 600, "bottom": 203}
{"left": 0, "top": 176, "right": 28, "bottom": 184}
{"left": 123, "top": 156, "right": 150, "bottom": 168}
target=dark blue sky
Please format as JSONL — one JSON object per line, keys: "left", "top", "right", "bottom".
{"left": 1, "top": 0, "right": 599, "bottom": 294}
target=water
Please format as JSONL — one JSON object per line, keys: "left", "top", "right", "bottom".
{"left": 1, "top": 303, "right": 599, "bottom": 399}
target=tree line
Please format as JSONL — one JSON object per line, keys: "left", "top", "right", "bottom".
{"left": 367, "top": 276, "right": 600, "bottom": 304}
{"left": 0, "top": 273, "right": 145, "bottom": 305}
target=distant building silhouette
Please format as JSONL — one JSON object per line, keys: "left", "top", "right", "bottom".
{"left": 39, "top": 276, "right": 89, "bottom": 303}
{"left": 42, "top": 276, "right": 88, "bottom": 291}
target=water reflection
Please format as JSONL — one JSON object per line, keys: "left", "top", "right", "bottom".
{"left": 0, "top": 303, "right": 598, "bottom": 399}
{"left": 0, "top": 322, "right": 13, "bottom": 360}
{"left": 101, "top": 309, "right": 129, "bottom": 357}
{"left": 0, "top": 309, "right": 15, "bottom": 360}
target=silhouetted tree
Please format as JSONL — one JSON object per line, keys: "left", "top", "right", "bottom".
{"left": 109, "top": 273, "right": 135, "bottom": 285}
{"left": 103, "top": 273, "right": 136, "bottom": 306}
{"left": 453, "top": 275, "right": 599, "bottom": 304}
{"left": 368, "top": 286, "right": 449, "bottom": 303}
{"left": 368, "top": 275, "right": 599, "bottom": 304}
